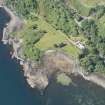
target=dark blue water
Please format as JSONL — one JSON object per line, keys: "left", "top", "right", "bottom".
{"left": 0, "top": 42, "right": 42, "bottom": 105}
{"left": 1, "top": 7, "right": 105, "bottom": 105}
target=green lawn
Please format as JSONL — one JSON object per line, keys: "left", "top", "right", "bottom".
{"left": 62, "top": 45, "right": 80, "bottom": 58}
{"left": 36, "top": 31, "right": 66, "bottom": 49}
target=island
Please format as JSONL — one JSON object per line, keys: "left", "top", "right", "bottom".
{"left": 0, "top": 0, "right": 105, "bottom": 90}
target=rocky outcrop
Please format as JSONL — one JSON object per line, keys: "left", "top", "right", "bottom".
{"left": 2, "top": 30, "right": 49, "bottom": 89}
{"left": 0, "top": 0, "right": 4, "bottom": 6}
{"left": 42, "top": 50, "right": 75, "bottom": 75}
{"left": 78, "top": 69, "right": 105, "bottom": 89}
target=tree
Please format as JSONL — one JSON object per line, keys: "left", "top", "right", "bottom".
{"left": 81, "top": 19, "right": 97, "bottom": 36}
{"left": 95, "top": 62, "right": 105, "bottom": 73}
{"left": 5, "top": 0, "right": 37, "bottom": 17}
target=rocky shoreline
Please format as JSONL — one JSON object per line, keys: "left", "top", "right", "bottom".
{"left": 1, "top": 5, "right": 105, "bottom": 90}
{"left": 1, "top": 6, "right": 49, "bottom": 90}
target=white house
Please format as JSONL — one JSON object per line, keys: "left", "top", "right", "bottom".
{"left": 75, "top": 41, "right": 85, "bottom": 49}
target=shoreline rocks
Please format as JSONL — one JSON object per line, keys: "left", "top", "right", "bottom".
{"left": 78, "top": 70, "right": 105, "bottom": 89}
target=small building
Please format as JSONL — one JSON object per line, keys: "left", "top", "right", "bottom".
{"left": 75, "top": 41, "right": 85, "bottom": 49}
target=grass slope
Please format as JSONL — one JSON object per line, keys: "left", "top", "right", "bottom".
{"left": 83, "top": 0, "right": 105, "bottom": 7}
{"left": 35, "top": 16, "right": 80, "bottom": 57}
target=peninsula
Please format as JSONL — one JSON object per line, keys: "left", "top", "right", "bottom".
{"left": 1, "top": 0, "right": 105, "bottom": 90}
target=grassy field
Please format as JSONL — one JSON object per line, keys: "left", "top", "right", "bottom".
{"left": 35, "top": 16, "right": 80, "bottom": 57}
{"left": 69, "top": 0, "right": 90, "bottom": 16}
{"left": 35, "top": 17, "right": 66, "bottom": 48}
{"left": 83, "top": 0, "right": 105, "bottom": 7}
{"left": 69, "top": 0, "right": 105, "bottom": 16}
{"left": 62, "top": 44, "right": 80, "bottom": 57}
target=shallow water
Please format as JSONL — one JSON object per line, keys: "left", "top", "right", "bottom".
{"left": 0, "top": 7, "right": 105, "bottom": 105}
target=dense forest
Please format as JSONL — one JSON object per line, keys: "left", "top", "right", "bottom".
{"left": 5, "top": 0, "right": 79, "bottom": 35}
{"left": 4, "top": 0, "right": 105, "bottom": 73}
{"left": 37, "top": 0, "right": 79, "bottom": 35}
{"left": 79, "top": 5, "right": 105, "bottom": 73}
{"left": 4, "top": 0, "right": 37, "bottom": 17}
